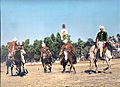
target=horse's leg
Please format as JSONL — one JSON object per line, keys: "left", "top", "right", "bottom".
{"left": 72, "top": 65, "right": 76, "bottom": 73}
{"left": 103, "top": 58, "right": 112, "bottom": 73}
{"left": 11, "top": 66, "right": 13, "bottom": 76}
{"left": 23, "top": 63, "right": 28, "bottom": 74}
{"left": 108, "top": 59, "right": 112, "bottom": 73}
{"left": 6, "top": 66, "right": 9, "bottom": 74}
{"left": 44, "top": 64, "right": 47, "bottom": 73}
{"left": 10, "top": 61, "right": 15, "bottom": 76}
{"left": 48, "top": 64, "right": 52, "bottom": 72}
{"left": 42, "top": 61, "right": 44, "bottom": 68}
{"left": 69, "top": 63, "right": 76, "bottom": 73}
{"left": 89, "top": 59, "right": 93, "bottom": 70}
{"left": 69, "top": 58, "right": 76, "bottom": 73}
{"left": 22, "top": 63, "right": 25, "bottom": 72}
{"left": 62, "top": 63, "right": 66, "bottom": 73}
{"left": 17, "top": 65, "right": 21, "bottom": 75}
{"left": 94, "top": 59, "right": 98, "bottom": 73}
{"left": 15, "top": 61, "right": 21, "bottom": 75}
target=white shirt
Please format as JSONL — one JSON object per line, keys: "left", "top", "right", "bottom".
{"left": 21, "top": 49, "right": 26, "bottom": 63}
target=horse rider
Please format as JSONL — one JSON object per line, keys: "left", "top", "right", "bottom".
{"left": 40, "top": 42, "right": 52, "bottom": 64}
{"left": 60, "top": 24, "right": 68, "bottom": 60}
{"left": 20, "top": 44, "right": 26, "bottom": 64}
{"left": 96, "top": 25, "right": 108, "bottom": 59}
{"left": 20, "top": 44, "right": 28, "bottom": 73}
{"left": 60, "top": 24, "right": 68, "bottom": 42}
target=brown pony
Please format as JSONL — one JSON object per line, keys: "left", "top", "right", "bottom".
{"left": 40, "top": 46, "right": 52, "bottom": 73}
{"left": 59, "top": 43, "right": 76, "bottom": 73}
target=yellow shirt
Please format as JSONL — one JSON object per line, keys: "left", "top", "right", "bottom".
{"left": 60, "top": 28, "right": 68, "bottom": 40}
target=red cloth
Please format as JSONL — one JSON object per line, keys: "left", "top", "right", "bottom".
{"left": 7, "top": 41, "right": 17, "bottom": 53}
{"left": 61, "top": 43, "right": 76, "bottom": 54}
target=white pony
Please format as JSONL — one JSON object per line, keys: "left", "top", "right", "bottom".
{"left": 88, "top": 42, "right": 112, "bottom": 73}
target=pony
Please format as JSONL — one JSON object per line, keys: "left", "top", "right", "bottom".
{"left": 6, "top": 42, "right": 28, "bottom": 76}
{"left": 6, "top": 49, "right": 22, "bottom": 76}
{"left": 59, "top": 43, "right": 77, "bottom": 73}
{"left": 88, "top": 42, "right": 113, "bottom": 73}
{"left": 40, "top": 47, "right": 52, "bottom": 73}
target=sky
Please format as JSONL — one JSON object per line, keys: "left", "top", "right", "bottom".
{"left": 1, "top": 0, "right": 120, "bottom": 45}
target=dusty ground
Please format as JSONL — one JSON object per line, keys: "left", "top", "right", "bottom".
{"left": 1, "top": 59, "right": 120, "bottom": 87}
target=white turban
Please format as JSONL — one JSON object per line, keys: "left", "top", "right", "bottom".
{"left": 99, "top": 25, "right": 105, "bottom": 30}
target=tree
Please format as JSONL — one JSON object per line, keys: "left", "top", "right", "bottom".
{"left": 50, "top": 33, "right": 56, "bottom": 42}
{"left": 26, "top": 45, "right": 35, "bottom": 62}
{"left": 76, "top": 38, "right": 85, "bottom": 58}
{"left": 87, "top": 38, "right": 94, "bottom": 46}
{"left": 33, "top": 39, "right": 42, "bottom": 55}
{"left": 23, "top": 39, "right": 30, "bottom": 52}
{"left": 44, "top": 37, "right": 53, "bottom": 48}
{"left": 1, "top": 45, "right": 8, "bottom": 63}
{"left": 33, "top": 39, "right": 42, "bottom": 61}
{"left": 68, "top": 35, "right": 72, "bottom": 43}
{"left": 56, "top": 32, "right": 62, "bottom": 44}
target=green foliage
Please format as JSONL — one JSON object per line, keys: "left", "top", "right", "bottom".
{"left": 50, "top": 33, "right": 56, "bottom": 42}
{"left": 1, "top": 45, "right": 8, "bottom": 62}
{"left": 33, "top": 39, "right": 42, "bottom": 55}
{"left": 23, "top": 39, "right": 30, "bottom": 52}
{"left": 56, "top": 32, "right": 62, "bottom": 44}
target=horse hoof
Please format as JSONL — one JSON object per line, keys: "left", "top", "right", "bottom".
{"left": 98, "top": 71, "right": 102, "bottom": 73}
{"left": 109, "top": 72, "right": 112, "bottom": 74}
{"left": 49, "top": 68, "right": 51, "bottom": 72}
{"left": 89, "top": 71, "right": 92, "bottom": 74}
{"left": 24, "top": 71, "right": 28, "bottom": 74}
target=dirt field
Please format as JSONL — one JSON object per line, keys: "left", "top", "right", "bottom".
{"left": 1, "top": 59, "right": 120, "bottom": 87}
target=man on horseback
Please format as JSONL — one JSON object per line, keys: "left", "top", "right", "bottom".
{"left": 40, "top": 42, "right": 52, "bottom": 72}
{"left": 60, "top": 24, "right": 68, "bottom": 43}
{"left": 20, "top": 44, "right": 28, "bottom": 73}
{"left": 59, "top": 24, "right": 76, "bottom": 73}
{"left": 60, "top": 24, "right": 77, "bottom": 64}
{"left": 96, "top": 25, "right": 108, "bottom": 60}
